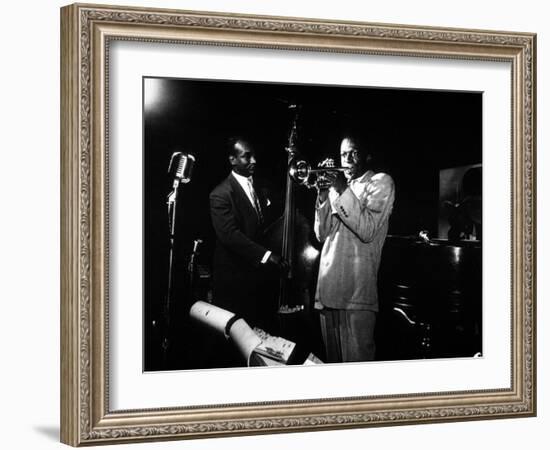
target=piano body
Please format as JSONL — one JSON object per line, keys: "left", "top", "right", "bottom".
{"left": 377, "top": 236, "right": 482, "bottom": 360}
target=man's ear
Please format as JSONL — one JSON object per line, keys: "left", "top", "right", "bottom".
{"left": 228, "top": 155, "right": 235, "bottom": 166}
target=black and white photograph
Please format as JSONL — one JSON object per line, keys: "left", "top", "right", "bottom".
{"left": 50, "top": 1, "right": 539, "bottom": 448}
{"left": 143, "top": 77, "right": 482, "bottom": 372}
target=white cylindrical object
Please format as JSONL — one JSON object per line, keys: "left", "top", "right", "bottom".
{"left": 189, "top": 301, "right": 235, "bottom": 335}
{"left": 189, "top": 301, "right": 262, "bottom": 364}
{"left": 228, "top": 319, "right": 263, "bottom": 365}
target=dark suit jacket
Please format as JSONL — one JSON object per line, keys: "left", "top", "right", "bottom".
{"left": 209, "top": 173, "right": 274, "bottom": 326}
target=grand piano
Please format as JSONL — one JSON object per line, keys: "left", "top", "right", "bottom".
{"left": 376, "top": 235, "right": 482, "bottom": 361}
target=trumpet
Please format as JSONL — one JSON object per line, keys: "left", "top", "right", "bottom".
{"left": 289, "top": 159, "right": 348, "bottom": 189}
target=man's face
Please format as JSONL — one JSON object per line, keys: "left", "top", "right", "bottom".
{"left": 230, "top": 140, "right": 257, "bottom": 177}
{"left": 340, "top": 137, "right": 367, "bottom": 181}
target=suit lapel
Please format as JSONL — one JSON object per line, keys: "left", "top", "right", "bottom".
{"left": 252, "top": 180, "right": 267, "bottom": 213}
{"left": 228, "top": 174, "right": 259, "bottom": 224}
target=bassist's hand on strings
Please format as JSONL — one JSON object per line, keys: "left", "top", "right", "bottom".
{"left": 267, "top": 253, "right": 290, "bottom": 275}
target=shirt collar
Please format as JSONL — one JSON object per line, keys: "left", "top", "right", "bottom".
{"left": 232, "top": 170, "right": 252, "bottom": 184}
{"left": 350, "top": 170, "right": 374, "bottom": 185}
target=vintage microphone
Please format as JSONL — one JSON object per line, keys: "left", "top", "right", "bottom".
{"left": 169, "top": 151, "right": 195, "bottom": 188}
{"left": 162, "top": 151, "right": 196, "bottom": 364}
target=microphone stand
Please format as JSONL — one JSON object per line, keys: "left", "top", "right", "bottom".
{"left": 162, "top": 178, "right": 182, "bottom": 366}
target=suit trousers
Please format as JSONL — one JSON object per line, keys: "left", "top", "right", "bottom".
{"left": 319, "top": 308, "right": 376, "bottom": 363}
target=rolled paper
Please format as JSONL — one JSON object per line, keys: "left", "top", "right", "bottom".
{"left": 189, "top": 301, "right": 235, "bottom": 335}
{"left": 189, "top": 301, "right": 262, "bottom": 365}
{"left": 228, "top": 319, "right": 263, "bottom": 365}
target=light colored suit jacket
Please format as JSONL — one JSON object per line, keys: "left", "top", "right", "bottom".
{"left": 314, "top": 170, "right": 395, "bottom": 311}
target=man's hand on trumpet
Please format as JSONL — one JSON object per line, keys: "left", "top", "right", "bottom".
{"left": 316, "top": 158, "right": 348, "bottom": 201}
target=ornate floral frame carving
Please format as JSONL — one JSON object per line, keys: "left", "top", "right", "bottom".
{"left": 60, "top": 3, "right": 536, "bottom": 446}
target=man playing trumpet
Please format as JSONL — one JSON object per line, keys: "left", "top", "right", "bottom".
{"left": 314, "top": 135, "right": 395, "bottom": 363}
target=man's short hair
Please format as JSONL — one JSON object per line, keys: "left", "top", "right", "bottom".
{"left": 226, "top": 136, "right": 254, "bottom": 158}
{"left": 341, "top": 134, "right": 374, "bottom": 164}
{"left": 226, "top": 136, "right": 242, "bottom": 157}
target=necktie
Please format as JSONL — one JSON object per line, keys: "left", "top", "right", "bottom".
{"left": 248, "top": 179, "right": 264, "bottom": 223}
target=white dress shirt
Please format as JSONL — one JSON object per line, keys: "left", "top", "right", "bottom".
{"left": 231, "top": 171, "right": 271, "bottom": 264}
{"left": 232, "top": 171, "right": 257, "bottom": 209}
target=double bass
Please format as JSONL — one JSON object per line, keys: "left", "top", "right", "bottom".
{"left": 264, "top": 106, "right": 322, "bottom": 356}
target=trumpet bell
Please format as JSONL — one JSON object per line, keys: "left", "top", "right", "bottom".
{"left": 289, "top": 159, "right": 311, "bottom": 185}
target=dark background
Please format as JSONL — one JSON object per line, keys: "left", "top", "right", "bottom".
{"left": 143, "top": 77, "right": 482, "bottom": 371}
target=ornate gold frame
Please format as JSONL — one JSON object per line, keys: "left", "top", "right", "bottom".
{"left": 60, "top": 3, "right": 536, "bottom": 446}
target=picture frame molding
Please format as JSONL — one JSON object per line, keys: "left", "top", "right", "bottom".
{"left": 60, "top": 3, "right": 536, "bottom": 446}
